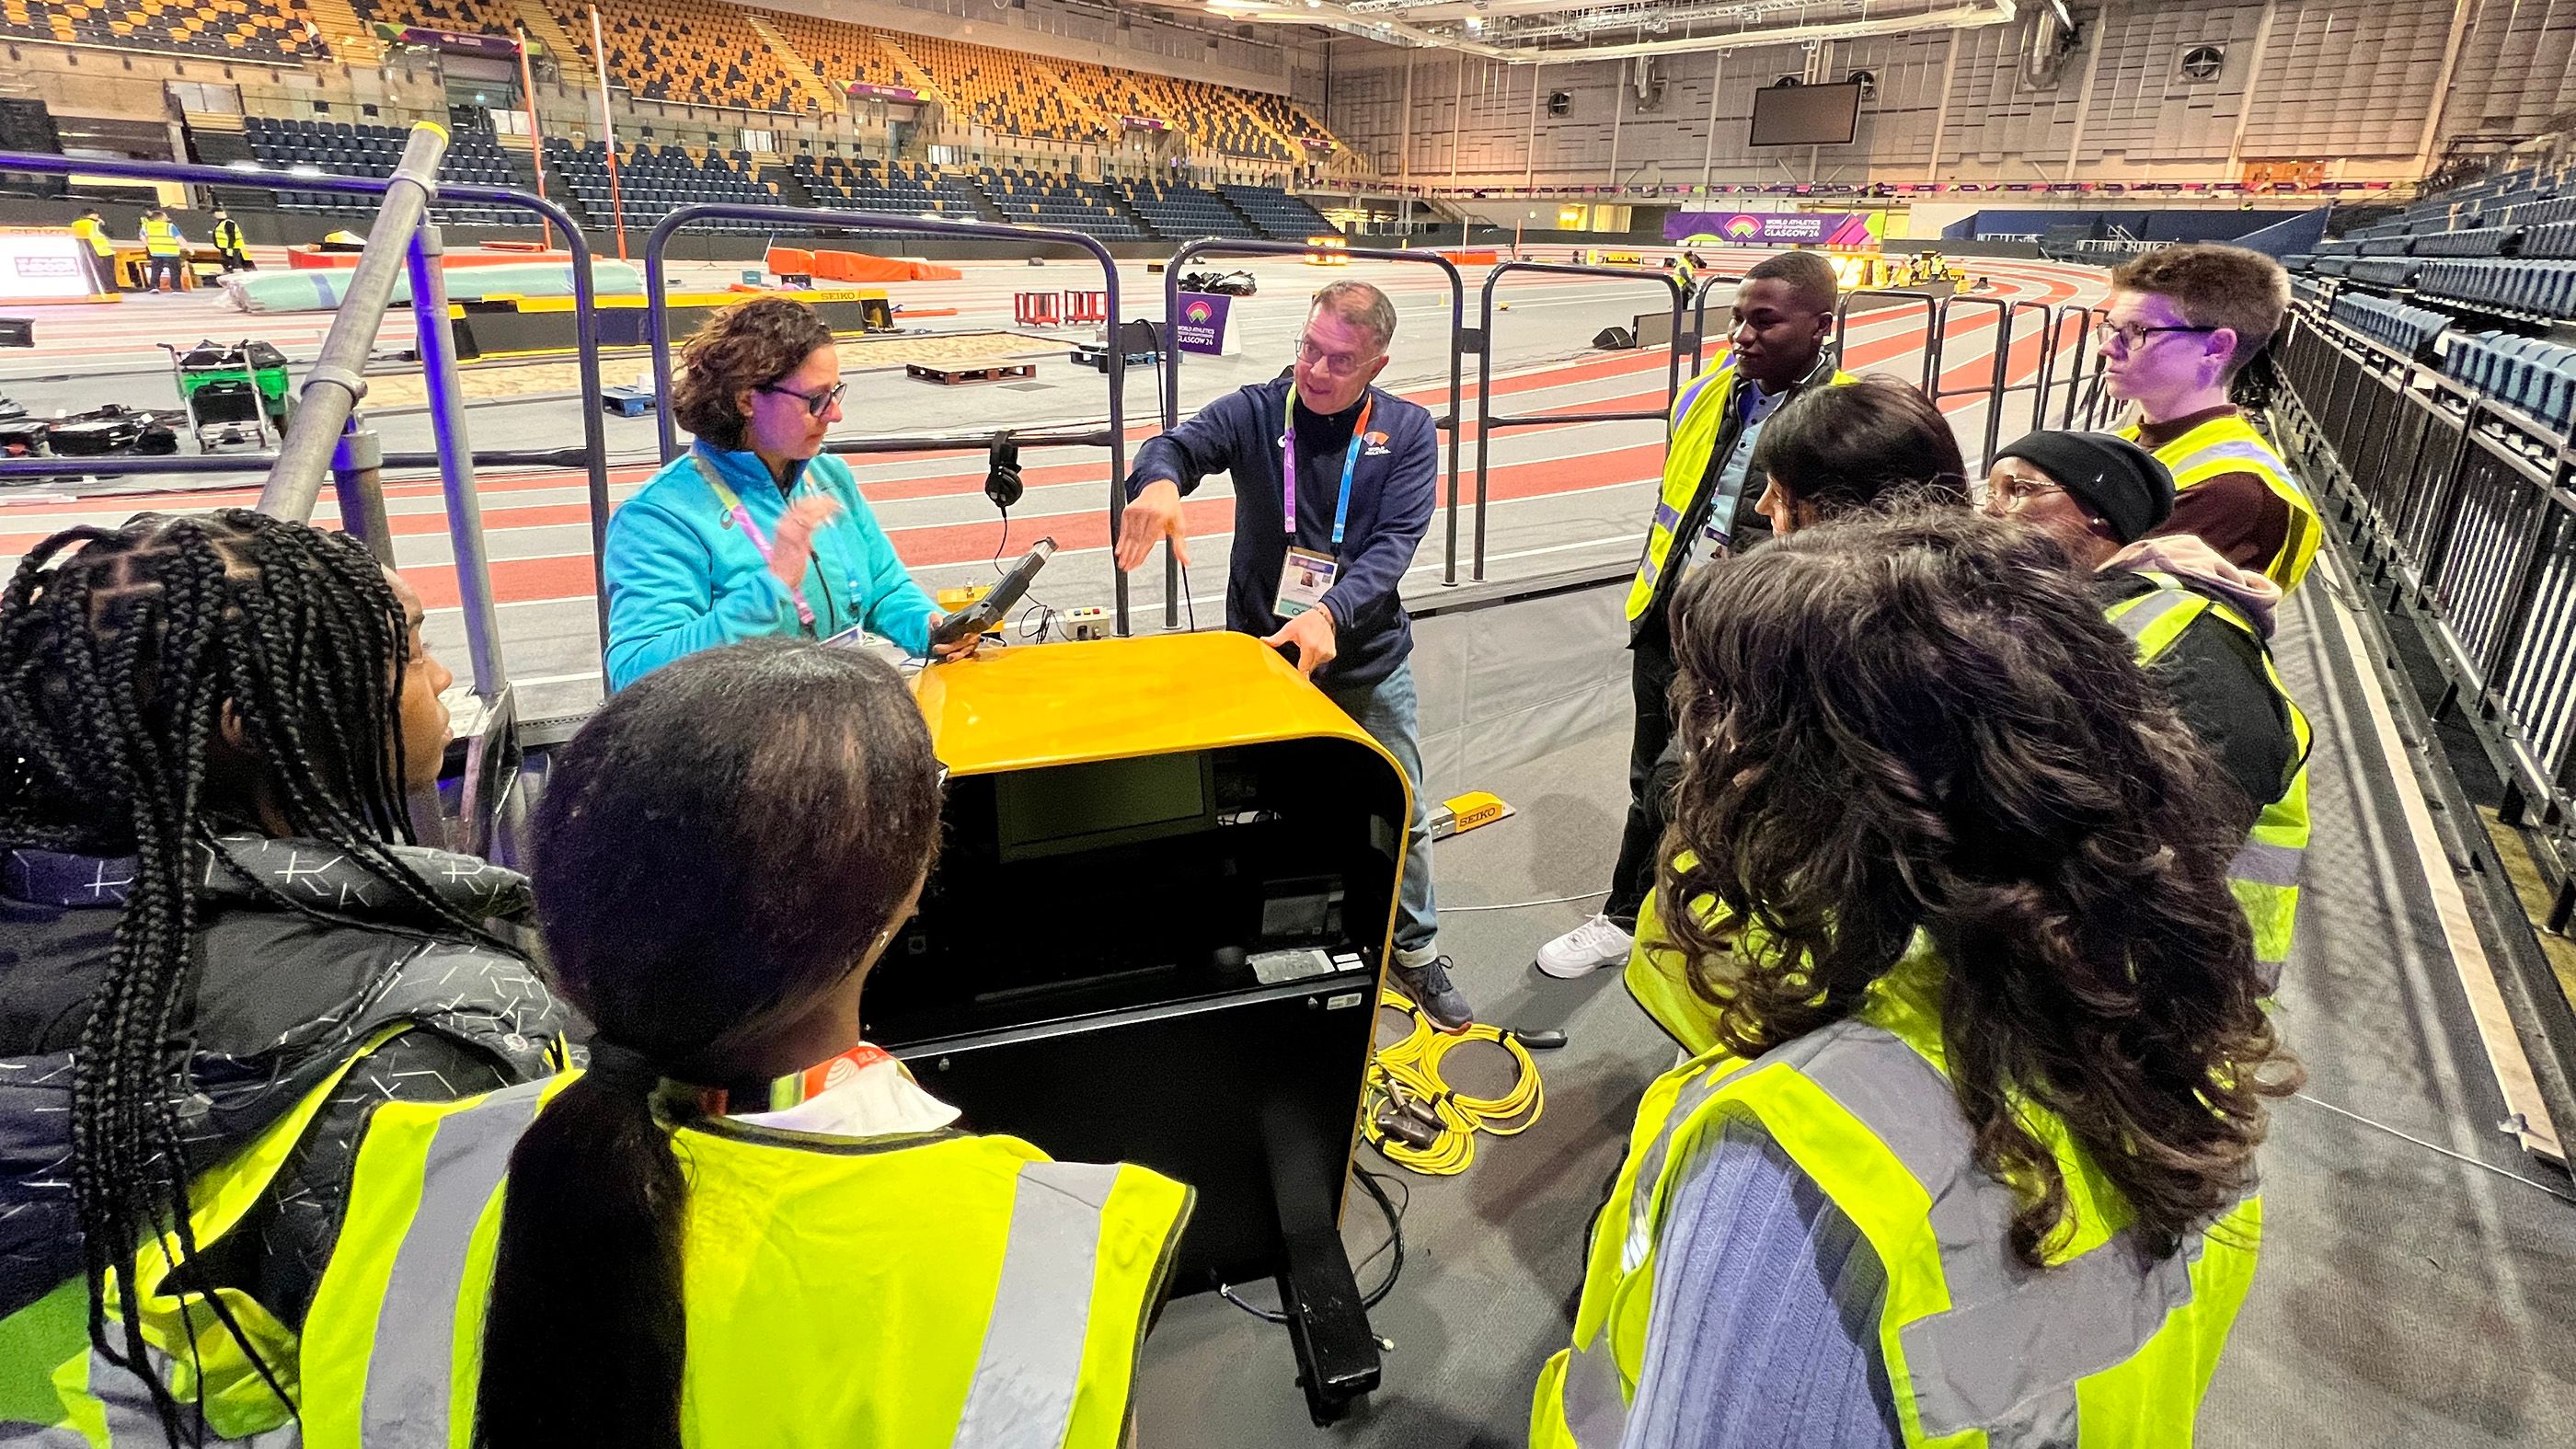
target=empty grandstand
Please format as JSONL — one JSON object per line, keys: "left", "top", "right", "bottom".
{"left": 7, "top": 5, "right": 2576, "bottom": 1449}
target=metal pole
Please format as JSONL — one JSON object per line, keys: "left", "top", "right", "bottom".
{"left": 408, "top": 219, "right": 510, "bottom": 698}
{"left": 1526, "top": 61, "right": 1542, "bottom": 195}
{"left": 515, "top": 29, "right": 554, "bottom": 251}
{"left": 256, "top": 121, "right": 451, "bottom": 525}
{"left": 592, "top": 5, "right": 627, "bottom": 261}
{"left": 330, "top": 420, "right": 393, "bottom": 566}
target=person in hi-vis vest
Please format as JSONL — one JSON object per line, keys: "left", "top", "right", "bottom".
{"left": 137, "top": 209, "right": 187, "bottom": 293}
{"left": 1531, "top": 511, "right": 2297, "bottom": 1447}
{"left": 69, "top": 207, "right": 118, "bottom": 293}
{"left": 1535, "top": 249, "right": 1855, "bottom": 983}
{"left": 2099, "top": 243, "right": 2320, "bottom": 592}
{"left": 296, "top": 641, "right": 1192, "bottom": 1449}
{"left": 211, "top": 208, "right": 253, "bottom": 271}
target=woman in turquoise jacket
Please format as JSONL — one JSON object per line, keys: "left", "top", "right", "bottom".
{"left": 604, "top": 296, "right": 963, "bottom": 690}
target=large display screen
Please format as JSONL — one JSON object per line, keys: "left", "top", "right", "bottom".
{"left": 1749, "top": 82, "right": 1862, "bottom": 147}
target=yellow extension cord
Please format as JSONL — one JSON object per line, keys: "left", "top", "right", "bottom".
{"left": 1363, "top": 991, "right": 1546, "bottom": 1176}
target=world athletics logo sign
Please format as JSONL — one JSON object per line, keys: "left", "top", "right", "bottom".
{"left": 1663, "top": 211, "right": 1884, "bottom": 249}
{"left": 1174, "top": 292, "right": 1233, "bottom": 355}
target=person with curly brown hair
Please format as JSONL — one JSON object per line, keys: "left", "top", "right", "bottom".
{"left": 1531, "top": 509, "right": 2298, "bottom": 1448}
{"left": 604, "top": 296, "right": 968, "bottom": 690}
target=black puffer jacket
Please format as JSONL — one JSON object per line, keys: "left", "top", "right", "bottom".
{"left": 0, "top": 834, "right": 572, "bottom": 1326}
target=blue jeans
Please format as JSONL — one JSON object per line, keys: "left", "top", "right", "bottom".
{"left": 1322, "top": 660, "right": 1437, "bottom": 959}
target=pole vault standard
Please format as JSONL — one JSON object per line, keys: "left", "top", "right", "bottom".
{"left": 591, "top": 5, "right": 627, "bottom": 261}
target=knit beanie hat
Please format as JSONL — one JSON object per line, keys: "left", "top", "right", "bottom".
{"left": 1990, "top": 431, "right": 2176, "bottom": 544}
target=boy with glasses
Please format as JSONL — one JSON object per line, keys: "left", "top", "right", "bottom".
{"left": 2099, "top": 243, "right": 2320, "bottom": 591}
{"left": 1118, "top": 281, "right": 1486, "bottom": 1033}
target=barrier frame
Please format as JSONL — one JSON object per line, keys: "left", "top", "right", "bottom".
{"left": 1470, "top": 259, "right": 1687, "bottom": 582}
{"left": 2276, "top": 301, "right": 2576, "bottom": 935}
{"left": 1162, "top": 238, "right": 1469, "bottom": 584}
{"left": 638, "top": 205, "right": 1138, "bottom": 630}
{"left": 0, "top": 136, "right": 607, "bottom": 857}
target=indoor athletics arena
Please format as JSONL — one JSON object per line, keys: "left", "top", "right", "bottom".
{"left": 1, "top": 0, "right": 2572, "bottom": 1444}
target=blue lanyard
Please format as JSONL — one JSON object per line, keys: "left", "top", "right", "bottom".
{"left": 1281, "top": 388, "right": 1373, "bottom": 551}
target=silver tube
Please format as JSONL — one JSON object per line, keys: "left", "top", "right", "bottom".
{"left": 408, "top": 219, "right": 511, "bottom": 699}
{"left": 330, "top": 422, "right": 394, "bottom": 567}
{"left": 257, "top": 122, "right": 452, "bottom": 523}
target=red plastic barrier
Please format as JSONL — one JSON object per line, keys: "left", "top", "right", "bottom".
{"left": 1064, "top": 289, "right": 1108, "bottom": 324}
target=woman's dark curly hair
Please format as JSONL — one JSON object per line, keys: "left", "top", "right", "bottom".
{"left": 671, "top": 296, "right": 834, "bottom": 451}
{"left": 1656, "top": 508, "right": 2298, "bottom": 1267}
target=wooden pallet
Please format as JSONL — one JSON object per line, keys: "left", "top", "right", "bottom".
{"left": 907, "top": 360, "right": 1037, "bottom": 385}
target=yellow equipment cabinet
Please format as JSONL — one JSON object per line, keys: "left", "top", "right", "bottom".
{"left": 869, "top": 630, "right": 1407, "bottom": 1424}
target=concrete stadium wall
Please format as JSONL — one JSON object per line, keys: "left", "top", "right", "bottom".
{"left": 1319, "top": 0, "right": 2576, "bottom": 192}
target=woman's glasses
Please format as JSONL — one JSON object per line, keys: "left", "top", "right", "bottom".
{"left": 760, "top": 380, "right": 848, "bottom": 418}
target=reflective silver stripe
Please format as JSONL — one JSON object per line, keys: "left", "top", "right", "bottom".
{"left": 1651, "top": 501, "right": 1682, "bottom": 533}
{"left": 362, "top": 1081, "right": 549, "bottom": 1449}
{"left": 1558, "top": 1337, "right": 1629, "bottom": 1449}
{"left": 951, "top": 1160, "right": 1118, "bottom": 1448}
{"left": 1673, "top": 371, "right": 1722, "bottom": 422}
{"left": 2171, "top": 439, "right": 2292, "bottom": 481}
{"left": 1621, "top": 1065, "right": 1734, "bottom": 1272}
{"left": 2108, "top": 587, "right": 2195, "bottom": 647}
{"left": 1791, "top": 1023, "right": 2227, "bottom": 1444}
{"left": 2228, "top": 838, "right": 2305, "bottom": 888}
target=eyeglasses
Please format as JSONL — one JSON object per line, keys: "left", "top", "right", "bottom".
{"left": 758, "top": 380, "right": 847, "bottom": 418}
{"left": 1983, "top": 475, "right": 2067, "bottom": 514}
{"left": 1296, "top": 334, "right": 1378, "bottom": 377}
{"left": 2094, "top": 321, "right": 2217, "bottom": 353}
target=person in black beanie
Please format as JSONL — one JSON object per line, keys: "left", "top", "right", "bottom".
{"left": 1984, "top": 431, "right": 2309, "bottom": 908}
{"left": 1983, "top": 430, "right": 2174, "bottom": 568}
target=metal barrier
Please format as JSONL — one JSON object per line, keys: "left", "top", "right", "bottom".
{"left": 1830, "top": 290, "right": 2116, "bottom": 471}
{"left": 1163, "top": 239, "right": 1469, "bottom": 583}
{"left": 1684, "top": 275, "right": 1746, "bottom": 378}
{"left": 1470, "top": 260, "right": 1687, "bottom": 581}
{"left": 2274, "top": 304, "right": 2576, "bottom": 933}
{"left": 0, "top": 131, "right": 606, "bottom": 857}
{"left": 638, "top": 205, "right": 1138, "bottom": 629}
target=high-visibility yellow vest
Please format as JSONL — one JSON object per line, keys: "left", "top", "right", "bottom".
{"left": 213, "top": 218, "right": 244, "bottom": 251}
{"left": 0, "top": 1029, "right": 408, "bottom": 1447}
{"left": 1622, "top": 360, "right": 1858, "bottom": 626}
{"left": 1535, "top": 941, "right": 2261, "bottom": 1448}
{"left": 298, "top": 1074, "right": 1194, "bottom": 1448}
{"left": 2101, "top": 571, "right": 2310, "bottom": 985}
{"left": 70, "top": 215, "right": 114, "bottom": 256}
{"left": 2119, "top": 410, "right": 2319, "bottom": 592}
{"left": 141, "top": 218, "right": 182, "bottom": 258}
{"left": 1624, "top": 571, "right": 2310, "bottom": 1052}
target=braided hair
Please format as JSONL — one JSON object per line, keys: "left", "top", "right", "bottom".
{"left": 0, "top": 510, "right": 489, "bottom": 1443}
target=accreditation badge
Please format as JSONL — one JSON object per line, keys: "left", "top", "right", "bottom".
{"left": 1274, "top": 546, "right": 1339, "bottom": 619}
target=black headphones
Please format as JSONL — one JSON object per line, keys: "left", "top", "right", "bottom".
{"left": 984, "top": 437, "right": 1023, "bottom": 512}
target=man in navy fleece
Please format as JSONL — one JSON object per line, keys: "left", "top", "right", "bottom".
{"left": 1114, "top": 280, "right": 1472, "bottom": 1030}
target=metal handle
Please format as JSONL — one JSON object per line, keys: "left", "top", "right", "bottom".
{"left": 257, "top": 122, "right": 453, "bottom": 523}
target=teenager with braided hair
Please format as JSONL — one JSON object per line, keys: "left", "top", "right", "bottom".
{"left": 0, "top": 511, "right": 569, "bottom": 1446}
{"left": 1532, "top": 511, "right": 2299, "bottom": 1448}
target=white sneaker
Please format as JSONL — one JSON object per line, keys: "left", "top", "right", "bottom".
{"left": 1535, "top": 913, "right": 1634, "bottom": 979}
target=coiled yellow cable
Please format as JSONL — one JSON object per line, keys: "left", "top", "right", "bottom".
{"left": 1363, "top": 991, "right": 1545, "bottom": 1176}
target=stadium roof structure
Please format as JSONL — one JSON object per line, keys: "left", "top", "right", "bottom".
{"left": 1154, "top": 0, "right": 2025, "bottom": 63}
